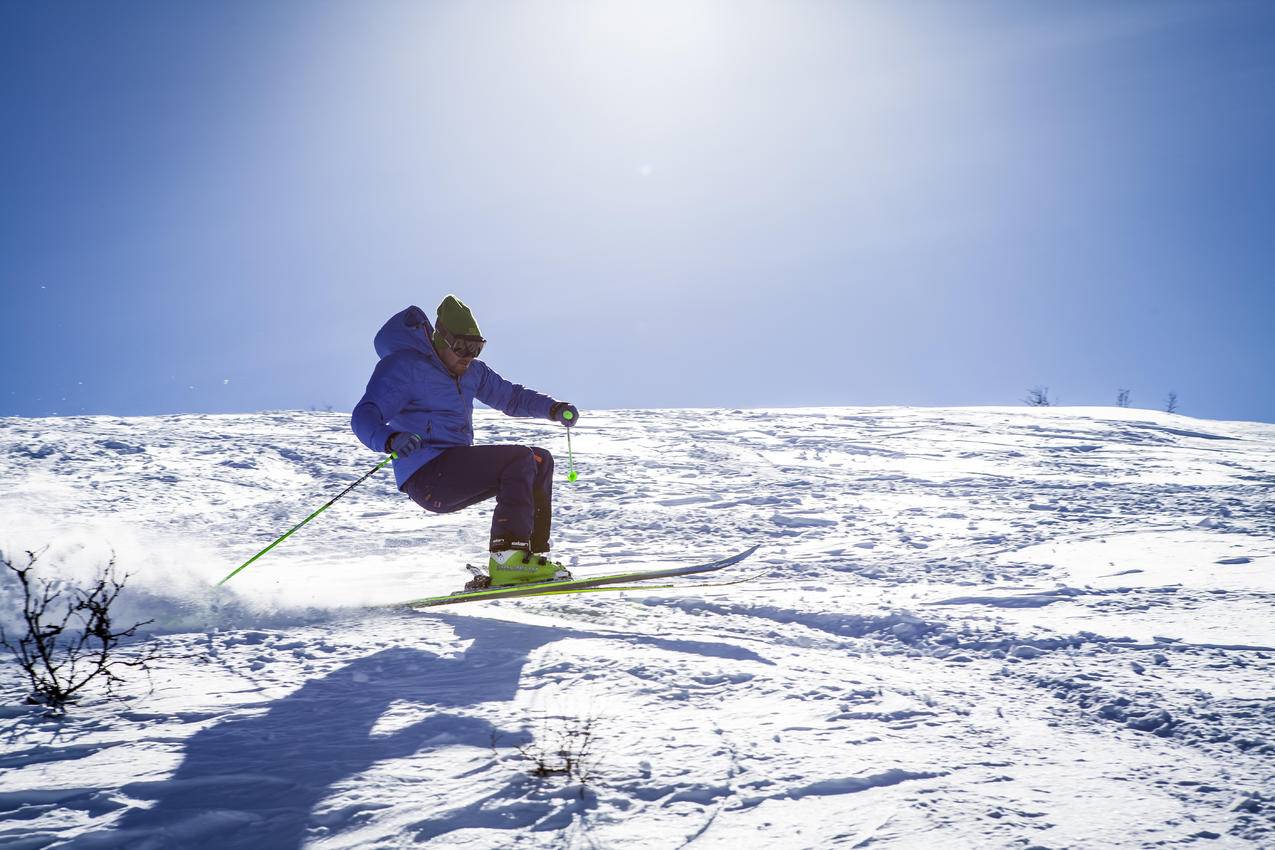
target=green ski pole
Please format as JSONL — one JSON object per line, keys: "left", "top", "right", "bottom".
{"left": 216, "top": 453, "right": 396, "bottom": 586}
{"left": 562, "top": 409, "right": 578, "bottom": 481}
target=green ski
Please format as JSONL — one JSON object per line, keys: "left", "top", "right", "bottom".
{"left": 398, "top": 545, "right": 760, "bottom": 608}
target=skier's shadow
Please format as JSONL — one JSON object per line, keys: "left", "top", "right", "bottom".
{"left": 89, "top": 614, "right": 769, "bottom": 849}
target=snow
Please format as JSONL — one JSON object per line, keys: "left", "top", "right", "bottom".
{"left": 1, "top": 405, "right": 1274, "bottom": 848}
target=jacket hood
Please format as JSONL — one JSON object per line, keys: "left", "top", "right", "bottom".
{"left": 374, "top": 306, "right": 437, "bottom": 360}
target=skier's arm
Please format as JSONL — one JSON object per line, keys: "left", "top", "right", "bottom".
{"left": 351, "top": 354, "right": 418, "bottom": 453}
{"left": 474, "top": 362, "right": 556, "bottom": 420}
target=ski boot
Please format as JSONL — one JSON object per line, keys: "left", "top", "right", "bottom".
{"left": 487, "top": 550, "right": 572, "bottom": 587}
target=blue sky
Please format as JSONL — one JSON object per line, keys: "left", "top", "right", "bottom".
{"left": 3, "top": 1, "right": 1274, "bottom": 422}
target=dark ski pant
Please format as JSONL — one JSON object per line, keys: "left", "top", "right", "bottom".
{"left": 404, "top": 445, "right": 554, "bottom": 553}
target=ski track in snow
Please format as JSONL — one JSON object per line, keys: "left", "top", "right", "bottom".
{"left": 1, "top": 405, "right": 1273, "bottom": 848}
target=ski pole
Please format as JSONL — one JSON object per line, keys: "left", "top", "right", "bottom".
{"left": 562, "top": 410, "right": 578, "bottom": 481}
{"left": 216, "top": 454, "right": 396, "bottom": 586}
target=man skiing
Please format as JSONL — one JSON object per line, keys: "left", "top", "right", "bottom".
{"left": 351, "top": 296, "right": 579, "bottom": 587}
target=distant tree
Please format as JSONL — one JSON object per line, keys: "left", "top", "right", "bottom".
{"left": 1024, "top": 386, "right": 1051, "bottom": 407}
{"left": 1117, "top": 389, "right": 1131, "bottom": 408}
{"left": 1165, "top": 391, "right": 1179, "bottom": 414}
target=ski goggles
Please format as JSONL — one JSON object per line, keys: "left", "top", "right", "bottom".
{"left": 437, "top": 325, "right": 486, "bottom": 358}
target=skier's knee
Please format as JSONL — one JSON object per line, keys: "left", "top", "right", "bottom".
{"left": 503, "top": 446, "right": 537, "bottom": 480}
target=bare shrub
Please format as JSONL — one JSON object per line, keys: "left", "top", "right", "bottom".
{"left": 0, "top": 549, "right": 158, "bottom": 716}
{"left": 496, "top": 708, "right": 605, "bottom": 791}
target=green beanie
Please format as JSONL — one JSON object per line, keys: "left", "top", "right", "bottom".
{"left": 433, "top": 295, "right": 482, "bottom": 343}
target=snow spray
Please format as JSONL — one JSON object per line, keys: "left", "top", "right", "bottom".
{"left": 216, "top": 454, "right": 396, "bottom": 585}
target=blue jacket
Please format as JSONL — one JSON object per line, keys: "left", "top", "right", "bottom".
{"left": 352, "top": 306, "right": 557, "bottom": 490}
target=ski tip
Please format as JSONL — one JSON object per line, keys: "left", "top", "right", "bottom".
{"left": 720, "top": 543, "right": 761, "bottom": 565}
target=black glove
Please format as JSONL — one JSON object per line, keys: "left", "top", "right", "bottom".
{"left": 386, "top": 431, "right": 422, "bottom": 458}
{"left": 549, "top": 401, "right": 579, "bottom": 428}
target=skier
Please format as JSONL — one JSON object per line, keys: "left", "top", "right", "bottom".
{"left": 351, "top": 296, "right": 579, "bottom": 588}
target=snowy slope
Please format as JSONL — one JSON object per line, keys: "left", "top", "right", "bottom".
{"left": 1, "top": 406, "right": 1273, "bottom": 849}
